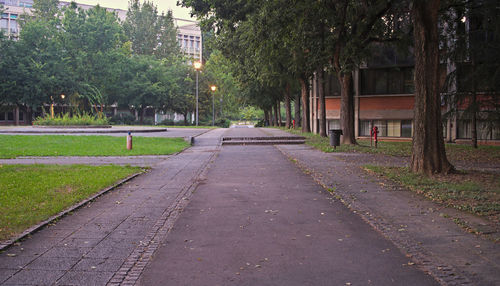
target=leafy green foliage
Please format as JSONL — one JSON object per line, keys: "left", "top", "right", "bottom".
{"left": 0, "top": 164, "right": 142, "bottom": 240}
{"left": 0, "top": 0, "right": 196, "bottom": 124}
{"left": 33, "top": 112, "right": 109, "bottom": 126}
{"left": 0, "top": 135, "right": 189, "bottom": 158}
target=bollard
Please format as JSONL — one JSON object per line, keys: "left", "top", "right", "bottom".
{"left": 371, "top": 126, "right": 379, "bottom": 148}
{"left": 127, "top": 132, "right": 133, "bottom": 150}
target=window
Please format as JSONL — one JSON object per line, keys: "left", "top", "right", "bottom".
{"left": 401, "top": 120, "right": 412, "bottom": 138}
{"left": 1, "top": 19, "right": 7, "bottom": 30}
{"left": 361, "top": 67, "right": 415, "bottom": 95}
{"left": 0, "top": 112, "right": 5, "bottom": 121}
{"left": 19, "top": 111, "right": 24, "bottom": 121}
{"left": 10, "top": 20, "right": 17, "bottom": 33}
{"left": 373, "top": 120, "right": 387, "bottom": 136}
{"left": 328, "top": 120, "right": 340, "bottom": 130}
{"left": 457, "top": 120, "right": 471, "bottom": 138}
{"left": 10, "top": 14, "right": 17, "bottom": 19}
{"left": 387, "top": 120, "right": 401, "bottom": 137}
{"left": 359, "top": 120, "right": 371, "bottom": 136}
{"left": 360, "top": 119, "right": 413, "bottom": 138}
{"left": 403, "top": 69, "right": 414, "bottom": 93}
{"left": 7, "top": 112, "right": 14, "bottom": 121}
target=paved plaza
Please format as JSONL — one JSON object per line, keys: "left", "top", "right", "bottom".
{"left": 0, "top": 127, "right": 498, "bottom": 285}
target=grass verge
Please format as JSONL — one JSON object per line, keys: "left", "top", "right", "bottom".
{"left": 363, "top": 165, "right": 500, "bottom": 223}
{"left": 0, "top": 135, "right": 190, "bottom": 158}
{"left": 0, "top": 164, "right": 143, "bottom": 241}
{"left": 279, "top": 127, "right": 500, "bottom": 162}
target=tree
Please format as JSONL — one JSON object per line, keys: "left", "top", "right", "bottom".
{"left": 124, "top": 0, "right": 179, "bottom": 59}
{"left": 410, "top": 0, "right": 454, "bottom": 175}
{"left": 32, "top": 0, "right": 59, "bottom": 19}
{"left": 60, "top": 3, "right": 126, "bottom": 111}
{"left": 443, "top": 0, "right": 500, "bottom": 148}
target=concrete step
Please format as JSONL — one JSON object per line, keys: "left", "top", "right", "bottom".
{"left": 222, "top": 140, "right": 305, "bottom": 145}
{"left": 222, "top": 136, "right": 306, "bottom": 141}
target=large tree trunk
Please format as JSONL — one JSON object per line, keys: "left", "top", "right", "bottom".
{"left": 338, "top": 72, "right": 356, "bottom": 144}
{"left": 294, "top": 92, "right": 301, "bottom": 128}
{"left": 277, "top": 101, "right": 282, "bottom": 127}
{"left": 264, "top": 109, "right": 270, "bottom": 126}
{"left": 411, "top": 0, "right": 454, "bottom": 175}
{"left": 140, "top": 107, "right": 146, "bottom": 124}
{"left": 299, "top": 77, "right": 310, "bottom": 132}
{"left": 471, "top": 58, "right": 478, "bottom": 148}
{"left": 317, "top": 69, "right": 327, "bottom": 137}
{"left": 273, "top": 103, "right": 279, "bottom": 127}
{"left": 284, "top": 83, "right": 292, "bottom": 128}
{"left": 26, "top": 106, "right": 33, "bottom": 125}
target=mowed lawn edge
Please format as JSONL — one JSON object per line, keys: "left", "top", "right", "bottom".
{"left": 0, "top": 135, "right": 190, "bottom": 158}
{"left": 0, "top": 164, "right": 144, "bottom": 241}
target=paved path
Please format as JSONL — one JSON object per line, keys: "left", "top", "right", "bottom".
{"left": 0, "top": 129, "right": 224, "bottom": 285}
{"left": 138, "top": 128, "right": 438, "bottom": 286}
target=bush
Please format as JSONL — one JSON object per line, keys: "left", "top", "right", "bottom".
{"left": 159, "top": 119, "right": 175, "bottom": 126}
{"left": 110, "top": 113, "right": 136, "bottom": 125}
{"left": 34, "top": 112, "right": 109, "bottom": 126}
{"left": 141, "top": 118, "right": 154, "bottom": 126}
{"left": 255, "top": 119, "right": 266, "bottom": 127}
{"left": 215, "top": 118, "right": 231, "bottom": 128}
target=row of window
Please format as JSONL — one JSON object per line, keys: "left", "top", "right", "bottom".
{"left": 457, "top": 120, "right": 500, "bottom": 140}
{"left": 360, "top": 67, "right": 415, "bottom": 95}
{"left": 0, "top": 0, "right": 33, "bottom": 7}
{"left": 329, "top": 118, "right": 499, "bottom": 140}
{"left": 359, "top": 120, "right": 413, "bottom": 138}
{"left": 327, "top": 119, "right": 413, "bottom": 138}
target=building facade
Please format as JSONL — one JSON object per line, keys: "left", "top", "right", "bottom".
{"left": 309, "top": 47, "right": 499, "bottom": 145}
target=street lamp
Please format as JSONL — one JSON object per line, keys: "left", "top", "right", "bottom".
{"left": 61, "top": 94, "right": 65, "bottom": 114}
{"left": 210, "top": 85, "right": 217, "bottom": 126}
{"left": 193, "top": 61, "right": 202, "bottom": 126}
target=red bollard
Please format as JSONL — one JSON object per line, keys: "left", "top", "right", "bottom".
{"left": 292, "top": 119, "right": 295, "bottom": 129}
{"left": 371, "top": 126, "right": 379, "bottom": 148}
{"left": 127, "top": 132, "right": 133, "bottom": 150}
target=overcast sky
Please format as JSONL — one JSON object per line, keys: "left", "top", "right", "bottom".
{"left": 75, "top": 0, "right": 195, "bottom": 20}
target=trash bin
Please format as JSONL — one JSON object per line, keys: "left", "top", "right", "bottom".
{"left": 329, "top": 129, "right": 343, "bottom": 147}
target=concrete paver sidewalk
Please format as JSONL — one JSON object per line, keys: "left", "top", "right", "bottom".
{"left": 0, "top": 129, "right": 224, "bottom": 285}
{"left": 138, "top": 128, "right": 438, "bottom": 285}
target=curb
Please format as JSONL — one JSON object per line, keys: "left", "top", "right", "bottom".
{"left": 0, "top": 171, "right": 145, "bottom": 252}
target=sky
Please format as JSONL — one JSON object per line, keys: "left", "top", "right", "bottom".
{"left": 75, "top": 0, "right": 195, "bottom": 20}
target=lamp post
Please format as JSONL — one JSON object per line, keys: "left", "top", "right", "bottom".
{"left": 61, "top": 94, "right": 65, "bottom": 114}
{"left": 210, "top": 85, "right": 217, "bottom": 126}
{"left": 193, "top": 61, "right": 202, "bottom": 126}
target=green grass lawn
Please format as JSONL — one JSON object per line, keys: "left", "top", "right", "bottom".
{"left": 363, "top": 165, "right": 500, "bottom": 224}
{"left": 0, "top": 135, "right": 190, "bottom": 158}
{"left": 279, "top": 127, "right": 500, "bottom": 162}
{"left": 0, "top": 164, "right": 143, "bottom": 241}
